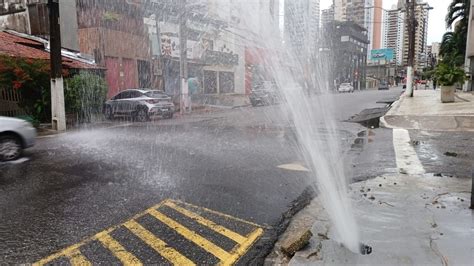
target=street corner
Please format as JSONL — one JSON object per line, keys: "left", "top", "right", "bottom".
{"left": 33, "top": 199, "right": 263, "bottom": 265}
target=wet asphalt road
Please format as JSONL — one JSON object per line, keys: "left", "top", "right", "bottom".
{"left": 0, "top": 89, "right": 406, "bottom": 264}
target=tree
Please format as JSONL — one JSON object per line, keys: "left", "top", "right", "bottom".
{"left": 441, "top": 0, "right": 471, "bottom": 66}
{"left": 446, "top": 0, "right": 470, "bottom": 30}
{"left": 65, "top": 72, "right": 108, "bottom": 123}
{"left": 0, "top": 55, "right": 51, "bottom": 122}
{"left": 440, "top": 31, "right": 466, "bottom": 66}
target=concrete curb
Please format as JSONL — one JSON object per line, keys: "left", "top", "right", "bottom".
{"left": 381, "top": 93, "right": 474, "bottom": 132}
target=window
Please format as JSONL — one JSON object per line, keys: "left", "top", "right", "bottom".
{"left": 120, "top": 91, "right": 132, "bottom": 99}
{"left": 129, "top": 91, "right": 143, "bottom": 98}
{"left": 204, "top": 71, "right": 217, "bottom": 94}
{"left": 219, "top": 72, "right": 235, "bottom": 94}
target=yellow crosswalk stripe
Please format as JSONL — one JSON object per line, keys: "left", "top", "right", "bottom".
{"left": 164, "top": 201, "right": 247, "bottom": 244}
{"left": 123, "top": 220, "right": 195, "bottom": 265}
{"left": 34, "top": 199, "right": 264, "bottom": 265}
{"left": 66, "top": 249, "right": 92, "bottom": 266}
{"left": 148, "top": 208, "right": 232, "bottom": 262}
{"left": 222, "top": 228, "right": 264, "bottom": 265}
{"left": 96, "top": 232, "right": 142, "bottom": 265}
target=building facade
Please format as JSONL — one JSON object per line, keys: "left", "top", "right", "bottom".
{"left": 372, "top": 0, "right": 382, "bottom": 49}
{"left": 284, "top": 0, "right": 320, "bottom": 59}
{"left": 334, "top": 0, "right": 375, "bottom": 57}
{"left": 0, "top": 0, "right": 79, "bottom": 50}
{"left": 76, "top": 0, "right": 151, "bottom": 98}
{"left": 319, "top": 21, "right": 369, "bottom": 90}
{"left": 321, "top": 5, "right": 334, "bottom": 29}
{"left": 382, "top": 5, "right": 404, "bottom": 65}
{"left": 401, "top": 1, "right": 430, "bottom": 71}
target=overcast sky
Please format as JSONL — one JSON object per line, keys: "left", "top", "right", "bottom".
{"left": 320, "top": 0, "right": 451, "bottom": 44}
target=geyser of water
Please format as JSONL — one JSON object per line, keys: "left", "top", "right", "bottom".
{"left": 236, "top": 3, "right": 361, "bottom": 253}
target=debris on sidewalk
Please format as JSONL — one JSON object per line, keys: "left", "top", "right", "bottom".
{"left": 266, "top": 173, "right": 473, "bottom": 265}
{"left": 280, "top": 228, "right": 313, "bottom": 256}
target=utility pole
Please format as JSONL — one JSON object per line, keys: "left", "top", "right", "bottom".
{"left": 406, "top": 0, "right": 416, "bottom": 97}
{"left": 179, "top": 0, "right": 188, "bottom": 114}
{"left": 48, "top": 0, "right": 66, "bottom": 131}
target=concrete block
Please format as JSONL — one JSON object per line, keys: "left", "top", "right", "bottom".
{"left": 280, "top": 228, "right": 313, "bottom": 256}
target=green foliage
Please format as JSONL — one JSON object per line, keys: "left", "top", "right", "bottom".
{"left": 0, "top": 55, "right": 51, "bottom": 122}
{"left": 65, "top": 72, "right": 108, "bottom": 123}
{"left": 446, "top": 0, "right": 470, "bottom": 29}
{"left": 434, "top": 63, "right": 466, "bottom": 86}
{"left": 102, "top": 11, "right": 121, "bottom": 21}
{"left": 441, "top": 0, "right": 470, "bottom": 67}
{"left": 440, "top": 31, "right": 466, "bottom": 66}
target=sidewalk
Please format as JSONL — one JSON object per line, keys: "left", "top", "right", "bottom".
{"left": 266, "top": 173, "right": 472, "bottom": 265}
{"left": 381, "top": 90, "right": 474, "bottom": 131}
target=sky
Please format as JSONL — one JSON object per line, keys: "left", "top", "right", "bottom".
{"left": 320, "top": 0, "right": 451, "bottom": 44}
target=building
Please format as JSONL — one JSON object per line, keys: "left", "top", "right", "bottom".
{"left": 372, "top": 0, "right": 382, "bottom": 49}
{"left": 401, "top": 1, "right": 430, "bottom": 72}
{"left": 284, "top": 0, "right": 320, "bottom": 59}
{"left": 334, "top": 0, "right": 375, "bottom": 57}
{"left": 319, "top": 21, "right": 369, "bottom": 90}
{"left": 76, "top": 0, "right": 151, "bottom": 98}
{"left": 0, "top": 0, "right": 79, "bottom": 50}
{"left": 382, "top": 5, "right": 404, "bottom": 65}
{"left": 431, "top": 42, "right": 440, "bottom": 59}
{"left": 321, "top": 5, "right": 334, "bottom": 29}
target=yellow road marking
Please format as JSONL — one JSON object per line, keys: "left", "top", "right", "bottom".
{"left": 34, "top": 199, "right": 264, "bottom": 265}
{"left": 171, "top": 199, "right": 262, "bottom": 228}
{"left": 96, "top": 232, "right": 142, "bottom": 265}
{"left": 164, "top": 201, "right": 247, "bottom": 244}
{"left": 66, "top": 249, "right": 92, "bottom": 266}
{"left": 123, "top": 220, "right": 195, "bottom": 265}
{"left": 222, "top": 228, "right": 264, "bottom": 265}
{"left": 148, "top": 208, "right": 231, "bottom": 262}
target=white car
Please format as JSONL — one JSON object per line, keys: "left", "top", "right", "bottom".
{"left": 104, "top": 89, "right": 175, "bottom": 122}
{"left": 0, "top": 116, "right": 36, "bottom": 161}
{"left": 338, "top": 83, "right": 355, "bottom": 93}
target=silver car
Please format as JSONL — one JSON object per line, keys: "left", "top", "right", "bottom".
{"left": 0, "top": 116, "right": 36, "bottom": 161}
{"left": 104, "top": 89, "right": 175, "bottom": 122}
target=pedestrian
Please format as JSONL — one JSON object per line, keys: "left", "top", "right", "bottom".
{"left": 433, "top": 78, "right": 437, "bottom": 90}
{"left": 187, "top": 77, "right": 200, "bottom": 112}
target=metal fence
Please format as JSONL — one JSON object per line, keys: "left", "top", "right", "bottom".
{"left": 0, "top": 88, "right": 25, "bottom": 117}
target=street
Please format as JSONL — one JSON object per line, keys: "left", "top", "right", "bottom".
{"left": 2, "top": 88, "right": 471, "bottom": 264}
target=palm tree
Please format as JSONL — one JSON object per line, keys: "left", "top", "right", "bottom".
{"left": 446, "top": 0, "right": 470, "bottom": 30}
{"left": 440, "top": 31, "right": 465, "bottom": 66}
{"left": 440, "top": 0, "right": 471, "bottom": 66}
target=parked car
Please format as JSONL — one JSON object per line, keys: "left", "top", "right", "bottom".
{"left": 250, "top": 82, "right": 279, "bottom": 107}
{"left": 378, "top": 81, "right": 389, "bottom": 90}
{"left": 338, "top": 83, "right": 354, "bottom": 93}
{"left": 104, "top": 89, "right": 175, "bottom": 122}
{"left": 0, "top": 116, "right": 36, "bottom": 161}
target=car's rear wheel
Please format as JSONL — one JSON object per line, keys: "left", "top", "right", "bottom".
{"left": 134, "top": 107, "right": 149, "bottom": 122}
{"left": 0, "top": 135, "right": 22, "bottom": 161}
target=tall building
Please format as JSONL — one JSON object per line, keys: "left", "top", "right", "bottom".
{"left": 382, "top": 5, "right": 405, "bottom": 65}
{"left": 401, "top": 1, "right": 430, "bottom": 71}
{"left": 319, "top": 21, "right": 369, "bottom": 90}
{"left": 431, "top": 42, "right": 440, "bottom": 59}
{"left": 334, "top": 0, "right": 375, "bottom": 56}
{"left": 284, "top": 0, "right": 320, "bottom": 58}
{"left": 372, "top": 0, "right": 383, "bottom": 49}
{"left": 321, "top": 5, "right": 335, "bottom": 29}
